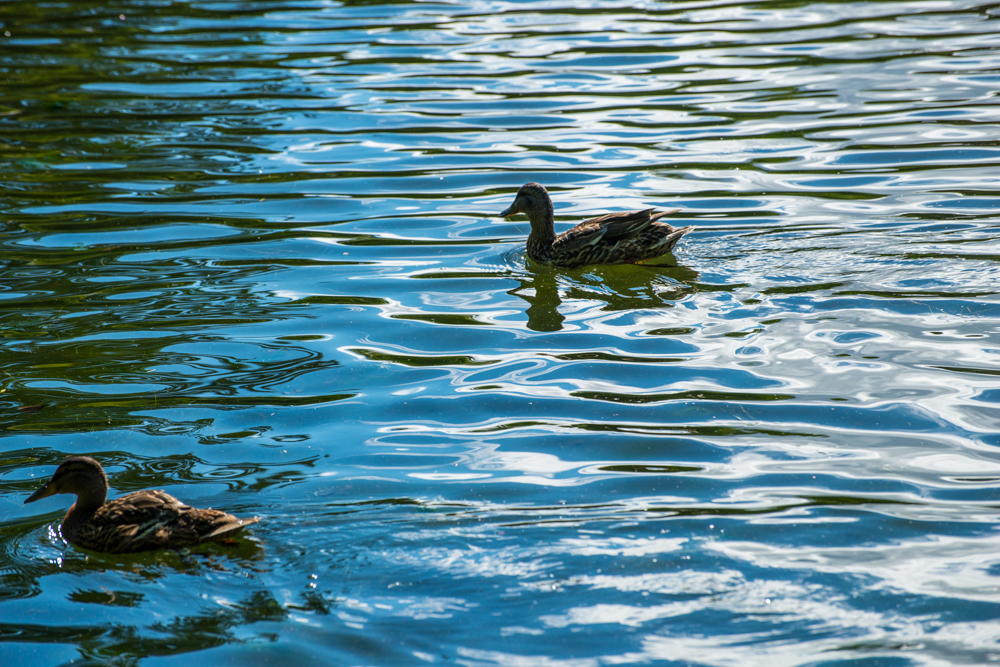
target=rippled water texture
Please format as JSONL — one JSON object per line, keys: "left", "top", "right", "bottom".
{"left": 2, "top": 0, "right": 1000, "bottom": 664}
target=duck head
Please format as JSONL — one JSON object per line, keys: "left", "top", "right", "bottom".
{"left": 25, "top": 456, "right": 109, "bottom": 508}
{"left": 499, "top": 182, "right": 553, "bottom": 220}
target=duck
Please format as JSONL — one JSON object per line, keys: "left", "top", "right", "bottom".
{"left": 24, "top": 456, "right": 259, "bottom": 554}
{"left": 499, "top": 182, "right": 693, "bottom": 269}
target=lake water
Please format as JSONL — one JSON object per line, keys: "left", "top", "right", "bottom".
{"left": 2, "top": 0, "right": 1000, "bottom": 664}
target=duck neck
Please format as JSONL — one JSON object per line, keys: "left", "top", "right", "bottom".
{"left": 525, "top": 204, "right": 556, "bottom": 261}
{"left": 62, "top": 494, "right": 103, "bottom": 541}
{"left": 64, "top": 480, "right": 107, "bottom": 528}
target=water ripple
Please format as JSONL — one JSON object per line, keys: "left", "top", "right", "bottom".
{"left": 3, "top": 0, "right": 1000, "bottom": 664}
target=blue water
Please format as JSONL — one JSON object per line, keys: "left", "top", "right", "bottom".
{"left": 2, "top": 0, "right": 1000, "bottom": 664}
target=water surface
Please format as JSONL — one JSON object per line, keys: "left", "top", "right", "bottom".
{"left": 2, "top": 0, "right": 1000, "bottom": 665}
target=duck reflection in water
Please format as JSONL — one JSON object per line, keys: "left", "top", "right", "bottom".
{"left": 511, "top": 263, "right": 700, "bottom": 332}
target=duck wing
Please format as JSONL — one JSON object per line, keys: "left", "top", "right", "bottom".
{"left": 580, "top": 208, "right": 658, "bottom": 243}
{"left": 553, "top": 208, "right": 680, "bottom": 253}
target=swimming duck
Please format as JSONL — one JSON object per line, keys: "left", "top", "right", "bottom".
{"left": 499, "top": 182, "right": 693, "bottom": 269}
{"left": 25, "top": 456, "right": 259, "bottom": 554}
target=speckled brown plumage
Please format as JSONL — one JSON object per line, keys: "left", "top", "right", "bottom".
{"left": 25, "top": 456, "right": 259, "bottom": 554}
{"left": 499, "top": 182, "right": 693, "bottom": 269}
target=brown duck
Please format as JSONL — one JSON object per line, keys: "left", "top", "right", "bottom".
{"left": 25, "top": 456, "right": 259, "bottom": 554}
{"left": 499, "top": 182, "right": 693, "bottom": 269}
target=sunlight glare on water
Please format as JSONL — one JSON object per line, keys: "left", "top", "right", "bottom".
{"left": 1, "top": 0, "right": 1000, "bottom": 665}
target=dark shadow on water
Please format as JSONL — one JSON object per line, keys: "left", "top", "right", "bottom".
{"left": 0, "top": 588, "right": 289, "bottom": 663}
{"left": 510, "top": 259, "right": 699, "bottom": 331}
{"left": 514, "top": 270, "right": 565, "bottom": 332}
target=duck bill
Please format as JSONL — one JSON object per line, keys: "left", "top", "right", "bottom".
{"left": 25, "top": 482, "right": 55, "bottom": 504}
{"left": 499, "top": 204, "right": 517, "bottom": 217}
